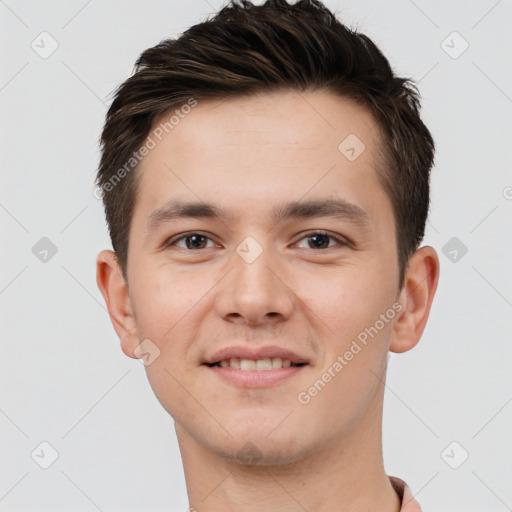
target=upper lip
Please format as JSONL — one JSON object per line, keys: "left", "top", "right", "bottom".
{"left": 203, "top": 345, "right": 309, "bottom": 365}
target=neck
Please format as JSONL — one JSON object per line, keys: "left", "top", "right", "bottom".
{"left": 175, "top": 387, "right": 401, "bottom": 512}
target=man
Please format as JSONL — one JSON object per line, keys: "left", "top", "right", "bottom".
{"left": 95, "top": 1, "right": 439, "bottom": 510}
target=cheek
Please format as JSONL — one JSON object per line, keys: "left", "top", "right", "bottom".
{"left": 130, "top": 269, "right": 205, "bottom": 341}
{"left": 130, "top": 273, "right": 206, "bottom": 419}
{"left": 294, "top": 262, "right": 392, "bottom": 340}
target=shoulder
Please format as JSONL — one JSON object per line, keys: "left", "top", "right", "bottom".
{"left": 388, "top": 475, "right": 423, "bottom": 512}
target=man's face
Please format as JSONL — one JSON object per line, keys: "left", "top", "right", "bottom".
{"left": 124, "top": 90, "right": 401, "bottom": 463}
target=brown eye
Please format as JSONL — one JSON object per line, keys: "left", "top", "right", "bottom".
{"left": 295, "top": 231, "right": 346, "bottom": 249}
{"left": 166, "top": 233, "right": 216, "bottom": 250}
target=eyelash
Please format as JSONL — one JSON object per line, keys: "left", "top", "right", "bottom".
{"left": 165, "top": 231, "right": 349, "bottom": 250}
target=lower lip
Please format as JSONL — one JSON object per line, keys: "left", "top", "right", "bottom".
{"left": 205, "top": 365, "right": 307, "bottom": 388}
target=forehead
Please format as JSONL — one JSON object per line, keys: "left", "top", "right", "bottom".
{"left": 148, "top": 89, "right": 383, "bottom": 161}
{"left": 133, "top": 89, "right": 391, "bottom": 230}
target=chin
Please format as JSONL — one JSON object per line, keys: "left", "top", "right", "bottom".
{"left": 222, "top": 409, "right": 295, "bottom": 440}
{"left": 228, "top": 440, "right": 308, "bottom": 467}
{"left": 211, "top": 427, "right": 312, "bottom": 467}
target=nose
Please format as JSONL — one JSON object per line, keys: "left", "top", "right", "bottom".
{"left": 214, "top": 240, "right": 295, "bottom": 327}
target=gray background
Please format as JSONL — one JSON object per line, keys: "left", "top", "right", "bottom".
{"left": 1, "top": 0, "right": 511, "bottom": 510}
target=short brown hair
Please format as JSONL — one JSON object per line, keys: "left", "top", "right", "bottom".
{"left": 96, "top": 0, "right": 435, "bottom": 289}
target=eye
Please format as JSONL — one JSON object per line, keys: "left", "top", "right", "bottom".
{"left": 294, "top": 231, "right": 347, "bottom": 249}
{"left": 165, "top": 232, "right": 217, "bottom": 250}
{"left": 164, "top": 230, "right": 348, "bottom": 251}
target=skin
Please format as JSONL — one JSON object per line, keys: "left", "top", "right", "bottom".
{"left": 97, "top": 89, "right": 439, "bottom": 511}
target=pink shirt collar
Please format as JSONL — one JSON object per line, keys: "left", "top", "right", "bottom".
{"left": 389, "top": 476, "right": 422, "bottom": 511}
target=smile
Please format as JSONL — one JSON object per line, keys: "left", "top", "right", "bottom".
{"left": 208, "top": 357, "right": 306, "bottom": 370}
{"left": 205, "top": 360, "right": 308, "bottom": 388}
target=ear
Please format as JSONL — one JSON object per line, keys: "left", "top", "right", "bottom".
{"left": 96, "top": 250, "right": 139, "bottom": 359}
{"left": 390, "top": 245, "right": 440, "bottom": 353}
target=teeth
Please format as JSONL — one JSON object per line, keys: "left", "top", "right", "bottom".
{"left": 216, "top": 357, "right": 297, "bottom": 370}
{"left": 240, "top": 359, "right": 256, "bottom": 370}
{"left": 256, "top": 358, "right": 272, "bottom": 370}
{"left": 272, "top": 357, "right": 282, "bottom": 369}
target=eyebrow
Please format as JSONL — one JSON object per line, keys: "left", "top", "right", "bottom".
{"left": 146, "top": 197, "right": 372, "bottom": 233}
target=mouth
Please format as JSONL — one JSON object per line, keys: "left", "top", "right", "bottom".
{"left": 203, "top": 357, "right": 309, "bottom": 388}
{"left": 206, "top": 358, "right": 307, "bottom": 370}
{"left": 202, "top": 346, "right": 310, "bottom": 387}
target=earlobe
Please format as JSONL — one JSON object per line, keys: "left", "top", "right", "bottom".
{"left": 389, "top": 246, "right": 440, "bottom": 354}
{"left": 96, "top": 250, "right": 140, "bottom": 359}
